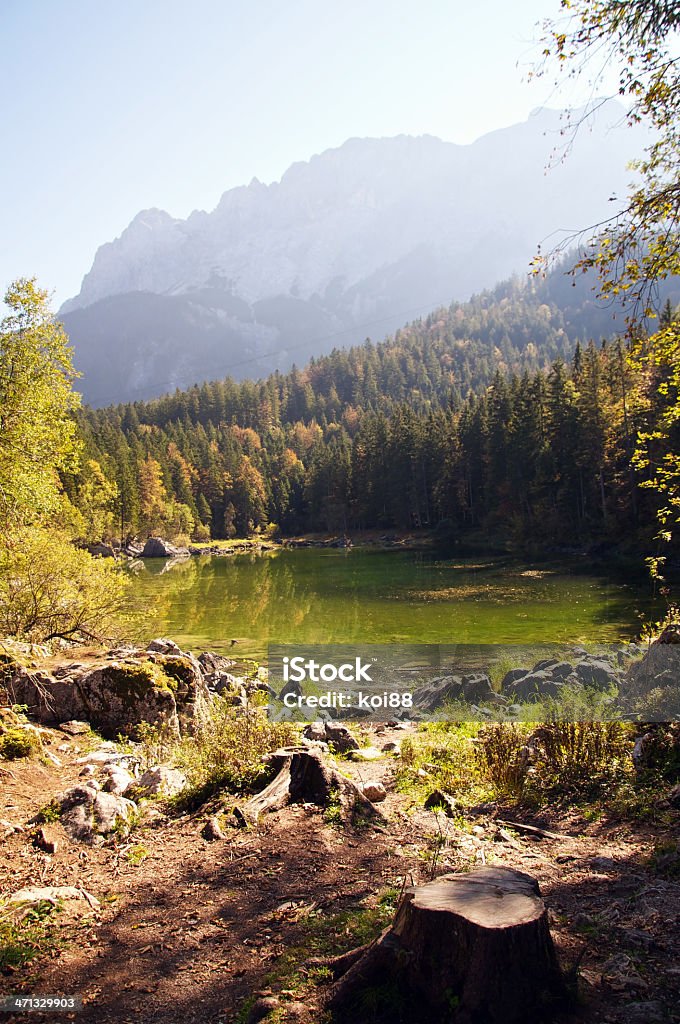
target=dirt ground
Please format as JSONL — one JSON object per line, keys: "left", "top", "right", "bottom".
{"left": 1, "top": 722, "right": 679, "bottom": 1024}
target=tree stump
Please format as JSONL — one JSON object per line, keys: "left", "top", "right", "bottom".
{"left": 327, "top": 866, "right": 565, "bottom": 1023}
{"left": 235, "top": 747, "right": 384, "bottom": 826}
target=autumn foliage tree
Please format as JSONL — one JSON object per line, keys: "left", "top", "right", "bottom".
{"left": 0, "top": 280, "right": 129, "bottom": 642}
{"left": 535, "top": 0, "right": 680, "bottom": 314}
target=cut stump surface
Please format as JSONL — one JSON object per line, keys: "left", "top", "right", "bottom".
{"left": 328, "top": 865, "right": 565, "bottom": 1023}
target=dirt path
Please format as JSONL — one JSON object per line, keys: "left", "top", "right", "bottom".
{"left": 1, "top": 725, "right": 679, "bottom": 1024}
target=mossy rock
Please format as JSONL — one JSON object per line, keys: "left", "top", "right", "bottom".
{"left": 153, "top": 654, "right": 202, "bottom": 696}
{"left": 68, "top": 661, "right": 182, "bottom": 740}
{"left": 102, "top": 661, "right": 172, "bottom": 701}
{"left": 0, "top": 727, "right": 42, "bottom": 760}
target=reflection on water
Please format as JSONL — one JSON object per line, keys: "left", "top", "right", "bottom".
{"left": 129, "top": 549, "right": 654, "bottom": 660}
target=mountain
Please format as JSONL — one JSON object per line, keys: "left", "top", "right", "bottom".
{"left": 62, "top": 101, "right": 647, "bottom": 407}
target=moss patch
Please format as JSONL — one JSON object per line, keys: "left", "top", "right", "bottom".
{"left": 153, "top": 655, "right": 198, "bottom": 694}
{"left": 103, "top": 661, "right": 172, "bottom": 704}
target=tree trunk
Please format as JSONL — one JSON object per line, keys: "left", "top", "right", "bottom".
{"left": 235, "top": 747, "right": 384, "bottom": 826}
{"left": 327, "top": 866, "right": 565, "bottom": 1024}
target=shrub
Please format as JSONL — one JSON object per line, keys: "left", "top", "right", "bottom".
{"left": 395, "top": 722, "right": 489, "bottom": 804}
{"left": 478, "top": 721, "right": 634, "bottom": 802}
{"left": 0, "top": 526, "right": 131, "bottom": 643}
{"left": 139, "top": 690, "right": 298, "bottom": 806}
{"left": 476, "top": 723, "right": 532, "bottom": 798}
{"left": 0, "top": 726, "right": 41, "bottom": 760}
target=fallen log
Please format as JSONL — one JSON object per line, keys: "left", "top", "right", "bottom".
{"left": 327, "top": 866, "right": 565, "bottom": 1023}
{"left": 235, "top": 747, "right": 385, "bottom": 826}
{"left": 495, "top": 819, "right": 570, "bottom": 841}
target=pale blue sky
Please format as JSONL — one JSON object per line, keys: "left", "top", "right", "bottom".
{"left": 0, "top": 0, "right": 616, "bottom": 307}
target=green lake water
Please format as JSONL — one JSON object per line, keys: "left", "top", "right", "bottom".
{"left": 130, "top": 549, "right": 655, "bottom": 660}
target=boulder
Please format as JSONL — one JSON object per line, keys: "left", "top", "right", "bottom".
{"left": 209, "top": 672, "right": 242, "bottom": 694}
{"left": 624, "top": 640, "right": 680, "bottom": 698}
{"left": 141, "top": 537, "right": 189, "bottom": 558}
{"left": 574, "top": 659, "right": 617, "bottom": 689}
{"left": 506, "top": 671, "right": 563, "bottom": 701}
{"left": 102, "top": 766, "right": 135, "bottom": 796}
{"left": 58, "top": 783, "right": 136, "bottom": 842}
{"left": 57, "top": 720, "right": 91, "bottom": 736}
{"left": 133, "top": 766, "right": 187, "bottom": 798}
{"left": 360, "top": 781, "right": 387, "bottom": 803}
{"left": 7, "top": 667, "right": 86, "bottom": 725}
{"left": 88, "top": 543, "right": 116, "bottom": 558}
{"left": 278, "top": 678, "right": 302, "bottom": 701}
{"left": 303, "top": 722, "right": 327, "bottom": 743}
{"left": 146, "top": 638, "right": 183, "bottom": 655}
{"left": 533, "top": 658, "right": 560, "bottom": 672}
{"left": 412, "top": 675, "right": 464, "bottom": 711}
{"left": 500, "top": 667, "right": 530, "bottom": 690}
{"left": 197, "top": 651, "right": 237, "bottom": 674}
{"left": 324, "top": 722, "right": 360, "bottom": 753}
{"left": 549, "top": 661, "right": 575, "bottom": 680}
{"left": 461, "top": 673, "right": 495, "bottom": 703}
{"left": 9, "top": 657, "right": 210, "bottom": 740}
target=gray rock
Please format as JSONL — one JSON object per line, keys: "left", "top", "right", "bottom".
{"left": 102, "top": 766, "right": 134, "bottom": 796}
{"left": 201, "top": 816, "right": 226, "bottom": 841}
{"left": 461, "top": 673, "right": 494, "bottom": 703}
{"left": 141, "top": 537, "right": 189, "bottom": 558}
{"left": 507, "top": 671, "right": 563, "bottom": 701}
{"left": 197, "top": 651, "right": 237, "bottom": 674}
{"left": 324, "top": 722, "right": 359, "bottom": 752}
{"left": 57, "top": 720, "right": 91, "bottom": 735}
{"left": 277, "top": 678, "right": 302, "bottom": 701}
{"left": 146, "top": 637, "right": 182, "bottom": 655}
{"left": 533, "top": 658, "right": 560, "bottom": 672}
{"left": 360, "top": 781, "right": 387, "bottom": 802}
{"left": 549, "top": 661, "right": 574, "bottom": 680}
{"left": 412, "top": 674, "right": 464, "bottom": 710}
{"left": 10, "top": 656, "right": 210, "bottom": 741}
{"left": 9, "top": 886, "right": 100, "bottom": 913}
{"left": 58, "top": 784, "right": 136, "bottom": 842}
{"left": 133, "top": 766, "right": 187, "bottom": 798}
{"left": 575, "top": 659, "right": 617, "bottom": 689}
{"left": 88, "top": 542, "right": 116, "bottom": 558}
{"left": 209, "top": 671, "right": 241, "bottom": 694}
{"left": 302, "top": 722, "right": 326, "bottom": 743}
{"left": 500, "top": 667, "right": 530, "bottom": 690}
{"left": 92, "top": 791, "right": 137, "bottom": 833}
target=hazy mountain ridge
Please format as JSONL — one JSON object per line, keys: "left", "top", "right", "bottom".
{"left": 61, "top": 102, "right": 647, "bottom": 406}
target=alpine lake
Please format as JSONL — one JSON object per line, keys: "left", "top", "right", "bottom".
{"left": 130, "top": 547, "right": 658, "bottom": 663}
